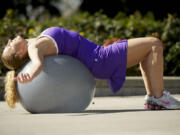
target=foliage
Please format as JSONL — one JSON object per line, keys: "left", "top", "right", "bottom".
{"left": 0, "top": 10, "right": 180, "bottom": 76}
{"left": 161, "top": 15, "right": 180, "bottom": 75}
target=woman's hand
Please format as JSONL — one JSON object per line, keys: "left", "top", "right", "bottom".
{"left": 14, "top": 63, "right": 43, "bottom": 84}
{"left": 14, "top": 73, "right": 33, "bottom": 83}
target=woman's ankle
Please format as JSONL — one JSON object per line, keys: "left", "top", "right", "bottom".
{"left": 154, "top": 93, "right": 163, "bottom": 98}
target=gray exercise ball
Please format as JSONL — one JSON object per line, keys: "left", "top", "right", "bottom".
{"left": 17, "top": 55, "right": 96, "bottom": 113}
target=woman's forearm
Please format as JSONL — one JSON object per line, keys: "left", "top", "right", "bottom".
{"left": 14, "top": 63, "right": 43, "bottom": 83}
{"left": 28, "top": 62, "right": 43, "bottom": 80}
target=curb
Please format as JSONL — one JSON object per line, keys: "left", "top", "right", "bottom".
{"left": 1, "top": 76, "right": 180, "bottom": 100}
{"left": 95, "top": 76, "right": 180, "bottom": 96}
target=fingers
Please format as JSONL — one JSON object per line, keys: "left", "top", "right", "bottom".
{"left": 14, "top": 73, "right": 32, "bottom": 84}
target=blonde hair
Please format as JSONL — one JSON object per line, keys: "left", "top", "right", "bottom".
{"left": 1, "top": 49, "right": 29, "bottom": 108}
{"left": 4, "top": 70, "right": 19, "bottom": 108}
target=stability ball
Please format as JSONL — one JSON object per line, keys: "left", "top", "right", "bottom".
{"left": 17, "top": 55, "right": 96, "bottom": 113}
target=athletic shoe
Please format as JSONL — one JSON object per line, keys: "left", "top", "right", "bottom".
{"left": 144, "top": 91, "right": 180, "bottom": 110}
{"left": 144, "top": 94, "right": 163, "bottom": 110}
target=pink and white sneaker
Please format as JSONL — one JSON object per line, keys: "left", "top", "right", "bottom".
{"left": 144, "top": 91, "right": 180, "bottom": 110}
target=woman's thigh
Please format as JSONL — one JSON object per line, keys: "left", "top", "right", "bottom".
{"left": 126, "top": 37, "right": 158, "bottom": 68}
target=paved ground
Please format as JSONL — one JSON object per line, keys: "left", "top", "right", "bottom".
{"left": 1, "top": 95, "right": 180, "bottom": 135}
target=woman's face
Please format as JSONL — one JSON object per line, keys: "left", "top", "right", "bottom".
{"left": 3, "top": 35, "right": 27, "bottom": 58}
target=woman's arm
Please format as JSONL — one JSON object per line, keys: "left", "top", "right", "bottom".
{"left": 14, "top": 39, "right": 45, "bottom": 83}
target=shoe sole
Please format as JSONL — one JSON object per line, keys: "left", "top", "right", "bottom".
{"left": 144, "top": 104, "right": 165, "bottom": 110}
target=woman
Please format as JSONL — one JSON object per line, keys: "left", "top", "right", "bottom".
{"left": 1, "top": 27, "right": 180, "bottom": 109}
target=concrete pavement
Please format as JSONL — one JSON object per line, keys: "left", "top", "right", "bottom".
{"left": 1, "top": 95, "right": 180, "bottom": 135}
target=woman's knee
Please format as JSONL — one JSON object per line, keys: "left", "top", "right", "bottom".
{"left": 148, "top": 37, "right": 163, "bottom": 52}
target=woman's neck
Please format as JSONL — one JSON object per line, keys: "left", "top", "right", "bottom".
{"left": 26, "top": 38, "right": 37, "bottom": 47}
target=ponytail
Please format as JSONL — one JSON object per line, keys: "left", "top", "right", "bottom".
{"left": 4, "top": 70, "right": 19, "bottom": 108}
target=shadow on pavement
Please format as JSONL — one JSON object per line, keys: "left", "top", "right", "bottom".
{"left": 68, "top": 109, "right": 152, "bottom": 116}
{"left": 18, "top": 108, "right": 173, "bottom": 115}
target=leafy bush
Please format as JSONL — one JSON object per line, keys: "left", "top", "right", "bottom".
{"left": 0, "top": 10, "right": 180, "bottom": 76}
{"left": 161, "top": 15, "right": 180, "bottom": 75}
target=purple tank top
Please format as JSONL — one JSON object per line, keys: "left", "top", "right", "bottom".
{"left": 39, "top": 27, "right": 127, "bottom": 93}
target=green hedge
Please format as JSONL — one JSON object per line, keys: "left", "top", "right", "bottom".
{"left": 0, "top": 10, "right": 180, "bottom": 76}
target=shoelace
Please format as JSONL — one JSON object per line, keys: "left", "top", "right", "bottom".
{"left": 163, "top": 90, "right": 179, "bottom": 104}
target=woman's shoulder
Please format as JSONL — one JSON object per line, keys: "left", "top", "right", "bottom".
{"left": 28, "top": 37, "right": 57, "bottom": 55}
